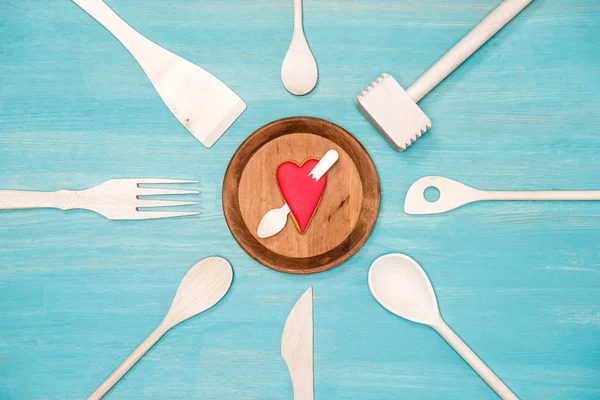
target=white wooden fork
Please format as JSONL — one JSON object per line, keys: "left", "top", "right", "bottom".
{"left": 0, "top": 179, "right": 200, "bottom": 220}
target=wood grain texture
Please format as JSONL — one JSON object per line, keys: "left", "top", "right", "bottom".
{"left": 223, "top": 117, "right": 379, "bottom": 274}
{"left": 0, "top": 0, "right": 599, "bottom": 399}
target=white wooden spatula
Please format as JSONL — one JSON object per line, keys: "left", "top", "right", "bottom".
{"left": 405, "top": 176, "right": 600, "bottom": 215}
{"left": 73, "top": 0, "right": 246, "bottom": 147}
{"left": 88, "top": 257, "right": 233, "bottom": 399}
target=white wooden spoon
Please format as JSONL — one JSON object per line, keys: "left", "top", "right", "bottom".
{"left": 281, "top": 0, "right": 318, "bottom": 95}
{"left": 368, "top": 254, "right": 518, "bottom": 400}
{"left": 405, "top": 176, "right": 600, "bottom": 215}
{"left": 88, "top": 257, "right": 233, "bottom": 399}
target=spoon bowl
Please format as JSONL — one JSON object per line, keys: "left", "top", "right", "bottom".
{"left": 257, "top": 204, "right": 291, "bottom": 239}
{"left": 166, "top": 256, "right": 234, "bottom": 326}
{"left": 368, "top": 253, "right": 519, "bottom": 400}
{"left": 368, "top": 254, "right": 441, "bottom": 326}
{"left": 281, "top": 35, "right": 318, "bottom": 95}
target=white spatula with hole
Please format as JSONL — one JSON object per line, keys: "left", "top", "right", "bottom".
{"left": 369, "top": 254, "right": 519, "bottom": 400}
{"left": 405, "top": 176, "right": 600, "bottom": 215}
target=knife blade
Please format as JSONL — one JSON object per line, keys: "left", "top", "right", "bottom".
{"left": 281, "top": 287, "right": 314, "bottom": 400}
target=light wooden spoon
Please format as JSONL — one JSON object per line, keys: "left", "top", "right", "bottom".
{"left": 88, "top": 257, "right": 233, "bottom": 399}
{"left": 369, "top": 254, "right": 518, "bottom": 400}
{"left": 281, "top": 0, "right": 318, "bottom": 95}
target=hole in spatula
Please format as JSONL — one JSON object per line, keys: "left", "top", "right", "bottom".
{"left": 424, "top": 186, "right": 440, "bottom": 203}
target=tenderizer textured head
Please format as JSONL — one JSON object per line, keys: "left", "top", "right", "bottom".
{"left": 356, "top": 74, "right": 431, "bottom": 151}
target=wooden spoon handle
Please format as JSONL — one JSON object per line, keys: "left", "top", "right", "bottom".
{"left": 434, "top": 321, "right": 518, "bottom": 400}
{"left": 293, "top": 0, "right": 303, "bottom": 32}
{"left": 88, "top": 321, "right": 170, "bottom": 400}
{"left": 480, "top": 190, "right": 600, "bottom": 201}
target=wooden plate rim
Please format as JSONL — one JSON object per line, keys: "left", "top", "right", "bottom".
{"left": 222, "top": 116, "right": 380, "bottom": 274}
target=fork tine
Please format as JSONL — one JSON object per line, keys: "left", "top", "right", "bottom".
{"left": 137, "top": 188, "right": 200, "bottom": 196}
{"left": 137, "top": 200, "right": 198, "bottom": 209}
{"left": 135, "top": 179, "right": 199, "bottom": 185}
{"left": 132, "top": 211, "right": 200, "bottom": 220}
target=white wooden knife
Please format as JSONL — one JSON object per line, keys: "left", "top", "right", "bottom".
{"left": 72, "top": 0, "right": 246, "bottom": 148}
{"left": 281, "top": 287, "right": 314, "bottom": 400}
{"left": 257, "top": 150, "right": 339, "bottom": 238}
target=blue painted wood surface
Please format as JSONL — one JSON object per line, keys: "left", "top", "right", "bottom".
{"left": 1, "top": 1, "right": 599, "bottom": 398}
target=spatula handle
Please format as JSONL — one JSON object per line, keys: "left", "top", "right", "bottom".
{"left": 480, "top": 190, "right": 600, "bottom": 201}
{"left": 407, "top": 0, "right": 533, "bottom": 103}
{"left": 72, "top": 0, "right": 158, "bottom": 68}
{"left": 434, "top": 321, "right": 518, "bottom": 400}
{"left": 88, "top": 321, "right": 170, "bottom": 400}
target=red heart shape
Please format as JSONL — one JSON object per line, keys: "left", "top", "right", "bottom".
{"left": 276, "top": 159, "right": 327, "bottom": 233}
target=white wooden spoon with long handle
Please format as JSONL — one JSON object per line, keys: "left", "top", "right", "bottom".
{"left": 369, "top": 254, "right": 519, "bottom": 400}
{"left": 405, "top": 176, "right": 600, "bottom": 215}
{"left": 281, "top": 0, "right": 318, "bottom": 95}
{"left": 88, "top": 257, "right": 233, "bottom": 399}
{"left": 257, "top": 150, "right": 339, "bottom": 239}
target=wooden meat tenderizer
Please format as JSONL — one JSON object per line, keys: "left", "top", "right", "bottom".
{"left": 356, "top": 0, "right": 533, "bottom": 151}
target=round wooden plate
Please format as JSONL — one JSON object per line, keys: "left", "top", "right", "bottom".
{"left": 223, "top": 117, "right": 380, "bottom": 274}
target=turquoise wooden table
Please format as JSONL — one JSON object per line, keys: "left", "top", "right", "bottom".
{"left": 1, "top": 1, "right": 599, "bottom": 398}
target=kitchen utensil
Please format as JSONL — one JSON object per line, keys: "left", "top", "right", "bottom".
{"left": 369, "top": 254, "right": 518, "bottom": 400}
{"left": 0, "top": 179, "right": 199, "bottom": 220}
{"left": 356, "top": 0, "right": 533, "bottom": 151}
{"left": 72, "top": 0, "right": 246, "bottom": 148}
{"left": 281, "top": 287, "right": 314, "bottom": 400}
{"left": 257, "top": 150, "right": 339, "bottom": 238}
{"left": 89, "top": 257, "right": 233, "bottom": 399}
{"left": 405, "top": 176, "right": 600, "bottom": 215}
{"left": 223, "top": 117, "right": 380, "bottom": 274}
{"left": 281, "top": 0, "right": 318, "bottom": 95}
